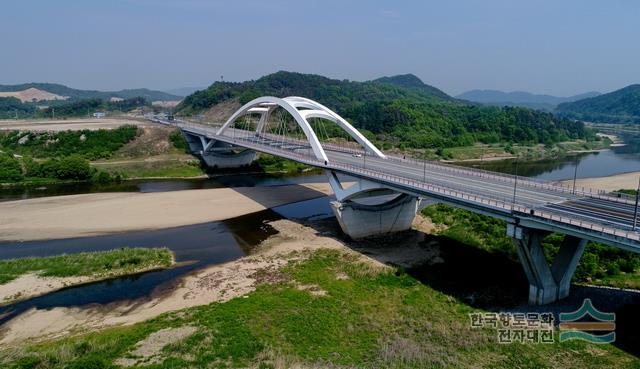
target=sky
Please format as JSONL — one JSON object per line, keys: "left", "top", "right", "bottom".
{"left": 1, "top": 0, "right": 638, "bottom": 96}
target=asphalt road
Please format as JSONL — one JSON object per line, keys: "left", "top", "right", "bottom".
{"left": 164, "top": 121, "right": 640, "bottom": 238}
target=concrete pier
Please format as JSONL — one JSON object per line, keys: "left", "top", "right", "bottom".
{"left": 508, "top": 225, "right": 586, "bottom": 305}
{"left": 183, "top": 131, "right": 255, "bottom": 169}
{"left": 330, "top": 194, "right": 419, "bottom": 239}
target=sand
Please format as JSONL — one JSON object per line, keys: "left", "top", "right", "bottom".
{"left": 560, "top": 171, "right": 640, "bottom": 192}
{"left": 0, "top": 257, "right": 176, "bottom": 306}
{"left": 0, "top": 214, "right": 449, "bottom": 346}
{"left": 0, "top": 118, "right": 150, "bottom": 132}
{"left": 0, "top": 274, "right": 90, "bottom": 306}
{"left": 0, "top": 219, "right": 365, "bottom": 345}
{"left": 0, "top": 183, "right": 333, "bottom": 242}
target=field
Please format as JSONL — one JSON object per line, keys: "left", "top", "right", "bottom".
{"left": 1, "top": 249, "right": 635, "bottom": 368}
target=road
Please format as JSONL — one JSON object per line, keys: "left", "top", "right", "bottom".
{"left": 152, "top": 118, "right": 640, "bottom": 250}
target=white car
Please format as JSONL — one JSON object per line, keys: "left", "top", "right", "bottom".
{"left": 352, "top": 153, "right": 362, "bottom": 158}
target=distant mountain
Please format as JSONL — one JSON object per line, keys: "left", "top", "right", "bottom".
{"left": 177, "top": 71, "right": 454, "bottom": 117}
{"left": 457, "top": 89, "right": 600, "bottom": 111}
{"left": 176, "top": 71, "right": 594, "bottom": 150}
{"left": 164, "top": 87, "right": 206, "bottom": 97}
{"left": 373, "top": 74, "right": 452, "bottom": 100}
{"left": 556, "top": 84, "right": 640, "bottom": 124}
{"left": 0, "top": 83, "right": 181, "bottom": 102}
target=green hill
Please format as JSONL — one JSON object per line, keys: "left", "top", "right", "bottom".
{"left": 556, "top": 84, "right": 640, "bottom": 124}
{"left": 0, "top": 83, "right": 181, "bottom": 102}
{"left": 373, "top": 73, "right": 453, "bottom": 100}
{"left": 177, "top": 71, "right": 596, "bottom": 149}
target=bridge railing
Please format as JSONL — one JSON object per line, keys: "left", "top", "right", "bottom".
{"left": 210, "top": 130, "right": 640, "bottom": 244}
{"left": 382, "top": 152, "right": 637, "bottom": 205}
{"left": 159, "top": 118, "right": 640, "bottom": 245}
{"left": 172, "top": 117, "right": 637, "bottom": 204}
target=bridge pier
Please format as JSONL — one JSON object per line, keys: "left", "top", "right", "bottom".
{"left": 508, "top": 225, "right": 587, "bottom": 305}
{"left": 182, "top": 131, "right": 256, "bottom": 169}
{"left": 326, "top": 171, "right": 419, "bottom": 238}
{"left": 330, "top": 194, "right": 420, "bottom": 239}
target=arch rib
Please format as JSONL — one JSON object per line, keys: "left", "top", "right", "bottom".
{"left": 217, "top": 95, "right": 385, "bottom": 163}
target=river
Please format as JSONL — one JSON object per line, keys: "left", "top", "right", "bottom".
{"left": 457, "top": 139, "right": 640, "bottom": 181}
{"left": 2, "top": 141, "right": 640, "bottom": 327}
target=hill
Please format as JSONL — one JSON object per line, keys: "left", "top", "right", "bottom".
{"left": 457, "top": 89, "right": 600, "bottom": 111}
{"left": 0, "top": 83, "right": 181, "bottom": 102}
{"left": 0, "top": 87, "right": 68, "bottom": 103}
{"left": 372, "top": 73, "right": 452, "bottom": 100}
{"left": 556, "top": 84, "right": 640, "bottom": 124}
{"left": 177, "top": 71, "right": 597, "bottom": 149}
{"left": 164, "top": 86, "right": 206, "bottom": 97}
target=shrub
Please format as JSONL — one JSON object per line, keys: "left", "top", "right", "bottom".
{"left": 0, "top": 153, "right": 24, "bottom": 181}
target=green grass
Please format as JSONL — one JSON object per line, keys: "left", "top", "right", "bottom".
{"left": 1, "top": 250, "right": 636, "bottom": 368}
{"left": 0, "top": 247, "right": 173, "bottom": 285}
{"left": 254, "top": 153, "right": 315, "bottom": 174}
{"left": 421, "top": 204, "right": 640, "bottom": 289}
{"left": 97, "top": 160, "right": 205, "bottom": 178}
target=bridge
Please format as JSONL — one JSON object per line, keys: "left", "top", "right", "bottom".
{"left": 150, "top": 96, "right": 640, "bottom": 305}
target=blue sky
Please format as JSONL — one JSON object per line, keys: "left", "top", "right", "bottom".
{"left": 1, "top": 0, "right": 638, "bottom": 96}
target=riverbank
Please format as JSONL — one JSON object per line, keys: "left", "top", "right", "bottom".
{"left": 0, "top": 183, "right": 333, "bottom": 242}
{"left": 0, "top": 218, "right": 636, "bottom": 368}
{"left": 561, "top": 171, "right": 640, "bottom": 192}
{"left": 0, "top": 248, "right": 174, "bottom": 305}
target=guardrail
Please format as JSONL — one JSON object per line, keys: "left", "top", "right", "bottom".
{"left": 153, "top": 117, "right": 640, "bottom": 245}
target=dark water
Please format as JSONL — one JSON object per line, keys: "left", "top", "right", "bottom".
{"left": 458, "top": 140, "right": 640, "bottom": 181}
{"left": 0, "top": 173, "right": 328, "bottom": 202}
{"left": 0, "top": 194, "right": 334, "bottom": 325}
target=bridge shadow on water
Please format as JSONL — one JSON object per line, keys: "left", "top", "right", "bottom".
{"left": 307, "top": 219, "right": 640, "bottom": 358}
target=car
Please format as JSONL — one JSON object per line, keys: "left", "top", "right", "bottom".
{"left": 352, "top": 153, "right": 362, "bottom": 158}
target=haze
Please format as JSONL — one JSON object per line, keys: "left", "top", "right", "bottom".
{"left": 1, "top": 0, "right": 638, "bottom": 96}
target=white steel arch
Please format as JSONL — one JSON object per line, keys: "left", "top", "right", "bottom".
{"left": 217, "top": 96, "right": 386, "bottom": 163}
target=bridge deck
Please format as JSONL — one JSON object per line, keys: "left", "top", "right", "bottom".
{"left": 158, "top": 118, "right": 640, "bottom": 252}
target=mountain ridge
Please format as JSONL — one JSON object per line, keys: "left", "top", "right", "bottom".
{"left": 0, "top": 83, "right": 181, "bottom": 102}
{"left": 556, "top": 84, "right": 640, "bottom": 123}
{"left": 456, "top": 89, "right": 600, "bottom": 110}
{"left": 176, "top": 71, "right": 595, "bottom": 150}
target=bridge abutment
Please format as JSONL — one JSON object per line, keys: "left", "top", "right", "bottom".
{"left": 182, "top": 131, "right": 256, "bottom": 169}
{"left": 508, "top": 225, "right": 586, "bottom": 305}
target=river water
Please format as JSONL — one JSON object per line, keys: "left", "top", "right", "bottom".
{"left": 457, "top": 139, "right": 640, "bottom": 181}
{"left": 2, "top": 141, "right": 640, "bottom": 326}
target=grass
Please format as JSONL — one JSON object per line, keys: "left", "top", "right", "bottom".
{"left": 421, "top": 204, "right": 640, "bottom": 290}
{"left": 0, "top": 247, "right": 173, "bottom": 285}
{"left": 1, "top": 249, "right": 636, "bottom": 368}
{"left": 95, "top": 159, "right": 205, "bottom": 178}
{"left": 254, "top": 153, "right": 314, "bottom": 174}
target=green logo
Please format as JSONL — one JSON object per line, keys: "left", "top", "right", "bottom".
{"left": 559, "top": 299, "right": 615, "bottom": 343}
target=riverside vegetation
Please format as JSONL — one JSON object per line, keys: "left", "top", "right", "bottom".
{"left": 0, "top": 248, "right": 173, "bottom": 285}
{"left": 0, "top": 249, "right": 635, "bottom": 368}
{"left": 422, "top": 204, "right": 640, "bottom": 289}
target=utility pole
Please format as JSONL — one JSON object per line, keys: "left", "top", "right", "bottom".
{"left": 572, "top": 155, "right": 579, "bottom": 194}
{"left": 52, "top": 107, "right": 55, "bottom": 120}
{"left": 512, "top": 158, "right": 519, "bottom": 211}
{"left": 423, "top": 153, "right": 427, "bottom": 182}
{"left": 363, "top": 150, "right": 366, "bottom": 169}
{"left": 634, "top": 176, "right": 640, "bottom": 231}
